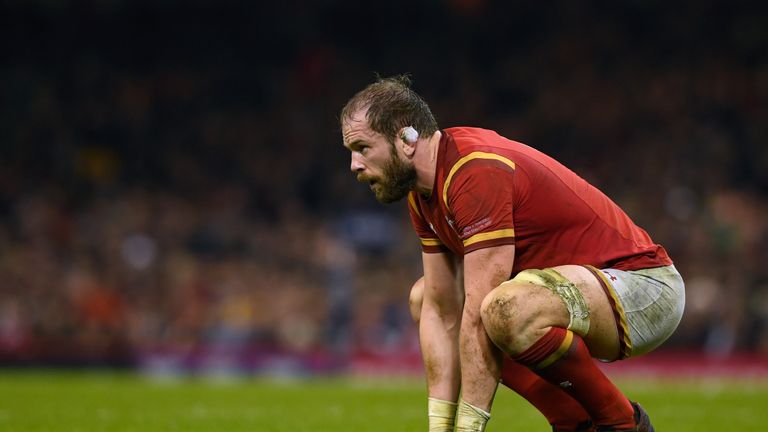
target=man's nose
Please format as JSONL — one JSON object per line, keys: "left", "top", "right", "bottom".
{"left": 350, "top": 153, "right": 365, "bottom": 173}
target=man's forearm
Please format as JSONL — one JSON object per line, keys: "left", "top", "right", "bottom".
{"left": 452, "top": 314, "right": 501, "bottom": 432}
{"left": 419, "top": 300, "right": 462, "bottom": 402}
{"left": 458, "top": 314, "right": 502, "bottom": 411}
{"left": 418, "top": 252, "right": 464, "bottom": 431}
{"left": 458, "top": 245, "right": 514, "bottom": 414}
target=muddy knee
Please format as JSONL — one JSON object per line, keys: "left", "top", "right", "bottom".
{"left": 483, "top": 268, "right": 592, "bottom": 355}
{"left": 409, "top": 277, "right": 425, "bottom": 324}
{"left": 480, "top": 284, "right": 541, "bottom": 355}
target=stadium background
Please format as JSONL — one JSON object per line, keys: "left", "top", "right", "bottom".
{"left": 0, "top": 0, "right": 766, "bottom": 378}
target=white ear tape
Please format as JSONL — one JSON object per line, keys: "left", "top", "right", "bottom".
{"left": 402, "top": 126, "right": 419, "bottom": 143}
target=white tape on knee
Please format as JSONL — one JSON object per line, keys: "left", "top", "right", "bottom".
{"left": 512, "top": 269, "right": 591, "bottom": 336}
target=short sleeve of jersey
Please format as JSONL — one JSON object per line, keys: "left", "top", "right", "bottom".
{"left": 407, "top": 192, "right": 447, "bottom": 253}
{"left": 445, "top": 158, "right": 516, "bottom": 253}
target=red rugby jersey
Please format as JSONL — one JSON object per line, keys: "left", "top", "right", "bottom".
{"left": 407, "top": 127, "right": 672, "bottom": 273}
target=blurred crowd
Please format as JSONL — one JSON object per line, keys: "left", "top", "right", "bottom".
{"left": 0, "top": 0, "right": 766, "bottom": 369}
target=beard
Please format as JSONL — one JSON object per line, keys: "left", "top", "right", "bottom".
{"left": 359, "top": 147, "right": 417, "bottom": 204}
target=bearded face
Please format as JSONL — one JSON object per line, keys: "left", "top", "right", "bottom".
{"left": 358, "top": 144, "right": 417, "bottom": 204}
{"left": 343, "top": 109, "right": 419, "bottom": 204}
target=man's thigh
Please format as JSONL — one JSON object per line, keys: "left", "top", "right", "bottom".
{"left": 490, "top": 265, "right": 621, "bottom": 359}
{"left": 587, "top": 265, "right": 685, "bottom": 358}
{"left": 546, "top": 265, "right": 623, "bottom": 361}
{"left": 552, "top": 264, "right": 685, "bottom": 360}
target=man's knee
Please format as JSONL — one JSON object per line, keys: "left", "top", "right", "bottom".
{"left": 480, "top": 282, "right": 543, "bottom": 354}
{"left": 409, "top": 277, "right": 425, "bottom": 324}
{"left": 480, "top": 281, "right": 554, "bottom": 356}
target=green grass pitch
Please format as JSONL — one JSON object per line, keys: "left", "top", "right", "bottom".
{"left": 0, "top": 371, "right": 766, "bottom": 431}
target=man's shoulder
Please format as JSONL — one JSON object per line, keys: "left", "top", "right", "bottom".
{"left": 445, "top": 127, "right": 567, "bottom": 175}
{"left": 444, "top": 127, "right": 526, "bottom": 155}
{"left": 444, "top": 126, "right": 501, "bottom": 145}
{"left": 441, "top": 127, "right": 527, "bottom": 173}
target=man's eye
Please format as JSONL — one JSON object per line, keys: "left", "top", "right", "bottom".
{"left": 359, "top": 146, "right": 369, "bottom": 154}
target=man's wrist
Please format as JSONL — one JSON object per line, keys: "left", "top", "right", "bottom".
{"left": 455, "top": 399, "right": 491, "bottom": 432}
{"left": 428, "top": 397, "right": 457, "bottom": 432}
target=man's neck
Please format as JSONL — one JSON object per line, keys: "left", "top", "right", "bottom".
{"left": 414, "top": 130, "right": 442, "bottom": 198}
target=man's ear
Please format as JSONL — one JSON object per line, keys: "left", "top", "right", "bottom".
{"left": 398, "top": 126, "right": 419, "bottom": 156}
{"left": 401, "top": 126, "right": 419, "bottom": 143}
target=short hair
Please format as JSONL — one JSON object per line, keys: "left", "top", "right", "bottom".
{"left": 340, "top": 75, "right": 439, "bottom": 143}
